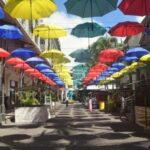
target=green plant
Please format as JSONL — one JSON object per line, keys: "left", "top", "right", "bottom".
{"left": 19, "top": 91, "right": 40, "bottom": 106}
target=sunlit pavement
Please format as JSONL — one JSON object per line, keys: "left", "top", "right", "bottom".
{"left": 0, "top": 103, "right": 149, "bottom": 150}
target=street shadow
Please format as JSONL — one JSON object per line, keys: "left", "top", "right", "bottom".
{"left": 100, "top": 132, "right": 130, "bottom": 140}
{"left": 1, "top": 134, "right": 31, "bottom": 141}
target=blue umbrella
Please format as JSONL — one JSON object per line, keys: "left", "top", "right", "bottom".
{"left": 122, "top": 56, "right": 138, "bottom": 63}
{"left": 126, "top": 47, "right": 149, "bottom": 58}
{"left": 112, "top": 63, "right": 125, "bottom": 70}
{"left": 26, "top": 57, "right": 45, "bottom": 66}
{"left": 45, "top": 73, "right": 58, "bottom": 78}
{"left": 40, "top": 69, "right": 53, "bottom": 74}
{"left": 0, "top": 25, "right": 23, "bottom": 39}
{"left": 11, "top": 48, "right": 36, "bottom": 60}
{"left": 0, "top": 7, "right": 5, "bottom": 19}
{"left": 35, "top": 64, "right": 51, "bottom": 70}
{"left": 107, "top": 67, "right": 119, "bottom": 72}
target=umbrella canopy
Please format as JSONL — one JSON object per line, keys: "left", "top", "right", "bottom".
{"left": 24, "top": 68, "right": 38, "bottom": 74}
{"left": 111, "top": 63, "right": 125, "bottom": 70}
{"left": 26, "top": 57, "right": 45, "bottom": 66}
{"left": 119, "top": 0, "right": 150, "bottom": 16}
{"left": 140, "top": 54, "right": 150, "bottom": 62}
{"left": 107, "top": 67, "right": 119, "bottom": 72}
{"left": 11, "top": 48, "right": 36, "bottom": 60}
{"left": 6, "top": 58, "right": 24, "bottom": 65}
{"left": 0, "top": 25, "right": 23, "bottom": 39}
{"left": 99, "top": 49, "right": 124, "bottom": 63}
{"left": 109, "top": 21, "right": 144, "bottom": 37}
{"left": 33, "top": 24, "right": 67, "bottom": 39}
{"left": 14, "top": 63, "right": 31, "bottom": 70}
{"left": 4, "top": 0, "right": 57, "bottom": 19}
{"left": 35, "top": 64, "right": 51, "bottom": 70}
{"left": 0, "top": 48, "right": 10, "bottom": 58}
{"left": 70, "top": 49, "right": 91, "bottom": 63}
{"left": 40, "top": 69, "right": 53, "bottom": 74}
{"left": 53, "top": 56, "right": 71, "bottom": 64}
{"left": 40, "top": 49, "right": 64, "bottom": 59}
{"left": 126, "top": 47, "right": 149, "bottom": 58}
{"left": 0, "top": 7, "right": 5, "bottom": 19}
{"left": 71, "top": 22, "right": 106, "bottom": 38}
{"left": 64, "top": 0, "right": 118, "bottom": 18}
{"left": 122, "top": 56, "right": 138, "bottom": 62}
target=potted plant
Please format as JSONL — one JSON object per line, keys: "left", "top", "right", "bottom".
{"left": 15, "top": 90, "right": 50, "bottom": 124}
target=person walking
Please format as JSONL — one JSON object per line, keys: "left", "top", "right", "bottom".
{"left": 66, "top": 98, "right": 69, "bottom": 107}
{"left": 120, "top": 95, "right": 126, "bottom": 119}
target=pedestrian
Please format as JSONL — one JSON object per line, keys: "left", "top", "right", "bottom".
{"left": 66, "top": 99, "right": 69, "bottom": 107}
{"left": 120, "top": 95, "right": 126, "bottom": 119}
{"left": 89, "top": 94, "right": 93, "bottom": 112}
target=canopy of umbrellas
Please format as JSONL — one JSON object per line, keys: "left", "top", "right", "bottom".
{"left": 0, "top": 0, "right": 150, "bottom": 88}
{"left": 83, "top": 47, "right": 150, "bottom": 86}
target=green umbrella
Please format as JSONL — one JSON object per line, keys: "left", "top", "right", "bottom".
{"left": 70, "top": 49, "right": 91, "bottom": 63}
{"left": 64, "top": 0, "right": 118, "bottom": 18}
{"left": 71, "top": 22, "right": 106, "bottom": 38}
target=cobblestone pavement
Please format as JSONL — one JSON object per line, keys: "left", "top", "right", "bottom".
{"left": 0, "top": 103, "right": 149, "bottom": 150}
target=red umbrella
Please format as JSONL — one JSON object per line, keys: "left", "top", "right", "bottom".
{"left": 119, "top": 0, "right": 150, "bottom": 16}
{"left": 24, "top": 68, "right": 38, "bottom": 74}
{"left": 0, "top": 48, "right": 10, "bottom": 58}
{"left": 14, "top": 63, "right": 31, "bottom": 70}
{"left": 6, "top": 58, "right": 24, "bottom": 65}
{"left": 99, "top": 49, "right": 124, "bottom": 63}
{"left": 109, "top": 21, "right": 144, "bottom": 37}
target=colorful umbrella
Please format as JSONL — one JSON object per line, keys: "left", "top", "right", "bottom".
{"left": 0, "top": 25, "right": 23, "bottom": 39}
{"left": 119, "top": 0, "right": 150, "bottom": 16}
{"left": 71, "top": 22, "right": 106, "bottom": 38}
{"left": 11, "top": 48, "right": 36, "bottom": 60}
{"left": 111, "top": 63, "right": 125, "bottom": 70}
{"left": 6, "top": 58, "right": 24, "bottom": 65}
{"left": 122, "top": 56, "right": 138, "bottom": 62}
{"left": 24, "top": 68, "right": 38, "bottom": 74}
{"left": 126, "top": 47, "right": 149, "bottom": 58}
{"left": 109, "top": 21, "right": 144, "bottom": 37}
{"left": 53, "top": 56, "right": 71, "bottom": 64}
{"left": 70, "top": 49, "right": 91, "bottom": 63}
{"left": 5, "top": 0, "right": 57, "bottom": 32}
{"left": 99, "top": 49, "right": 124, "bottom": 63}
{"left": 5, "top": 0, "right": 57, "bottom": 19}
{"left": 40, "top": 69, "right": 53, "bottom": 74}
{"left": 35, "top": 64, "right": 51, "bottom": 70}
{"left": 33, "top": 24, "right": 67, "bottom": 39}
{"left": 40, "top": 49, "right": 64, "bottom": 59}
{"left": 0, "top": 48, "right": 10, "bottom": 58}
{"left": 64, "top": 0, "right": 118, "bottom": 18}
{"left": 0, "top": 7, "right": 5, "bottom": 19}
{"left": 140, "top": 54, "right": 150, "bottom": 62}
{"left": 14, "top": 63, "right": 31, "bottom": 70}
{"left": 25, "top": 57, "right": 45, "bottom": 66}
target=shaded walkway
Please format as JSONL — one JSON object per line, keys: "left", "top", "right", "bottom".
{"left": 0, "top": 103, "right": 149, "bottom": 150}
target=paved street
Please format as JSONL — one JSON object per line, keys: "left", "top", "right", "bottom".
{"left": 0, "top": 103, "right": 149, "bottom": 150}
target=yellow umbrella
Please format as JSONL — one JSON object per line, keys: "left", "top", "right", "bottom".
{"left": 40, "top": 49, "right": 64, "bottom": 59}
{"left": 4, "top": 0, "right": 57, "bottom": 19}
{"left": 140, "top": 54, "right": 150, "bottom": 62}
{"left": 53, "top": 56, "right": 71, "bottom": 64}
{"left": 33, "top": 24, "right": 67, "bottom": 39}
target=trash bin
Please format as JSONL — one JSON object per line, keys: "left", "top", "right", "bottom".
{"left": 99, "top": 101, "right": 105, "bottom": 111}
